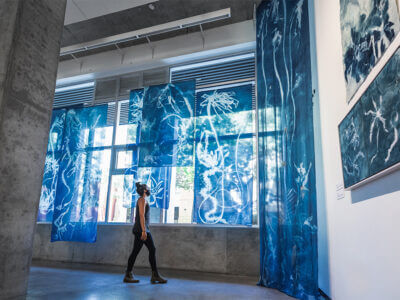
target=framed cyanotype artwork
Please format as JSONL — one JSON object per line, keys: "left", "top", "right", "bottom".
{"left": 339, "top": 47, "right": 400, "bottom": 189}
{"left": 339, "top": 0, "right": 400, "bottom": 102}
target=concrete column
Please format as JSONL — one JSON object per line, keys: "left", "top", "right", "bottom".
{"left": 0, "top": 1, "right": 66, "bottom": 298}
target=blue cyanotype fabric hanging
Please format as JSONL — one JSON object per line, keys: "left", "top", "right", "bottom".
{"left": 121, "top": 83, "right": 193, "bottom": 209}
{"left": 123, "top": 166, "right": 171, "bottom": 209}
{"left": 51, "top": 105, "right": 111, "bottom": 243}
{"left": 257, "top": 0, "right": 319, "bottom": 299}
{"left": 129, "top": 89, "right": 144, "bottom": 124}
{"left": 131, "top": 81, "right": 196, "bottom": 167}
{"left": 193, "top": 84, "right": 254, "bottom": 225}
{"left": 38, "top": 109, "right": 66, "bottom": 222}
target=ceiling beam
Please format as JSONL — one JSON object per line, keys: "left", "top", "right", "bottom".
{"left": 60, "top": 8, "right": 231, "bottom": 56}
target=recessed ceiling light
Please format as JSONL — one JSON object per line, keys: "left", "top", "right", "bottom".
{"left": 148, "top": 3, "right": 155, "bottom": 10}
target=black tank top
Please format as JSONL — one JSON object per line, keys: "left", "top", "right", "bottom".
{"left": 133, "top": 199, "right": 150, "bottom": 233}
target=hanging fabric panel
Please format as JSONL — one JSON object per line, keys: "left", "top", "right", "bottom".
{"left": 51, "top": 105, "right": 111, "bottom": 243}
{"left": 257, "top": 0, "right": 319, "bottom": 299}
{"left": 120, "top": 90, "right": 143, "bottom": 209}
{"left": 38, "top": 109, "right": 67, "bottom": 222}
{"left": 193, "top": 84, "right": 254, "bottom": 225}
{"left": 121, "top": 81, "right": 194, "bottom": 209}
{"left": 123, "top": 166, "right": 171, "bottom": 209}
{"left": 128, "top": 89, "right": 144, "bottom": 124}
{"left": 135, "top": 81, "right": 196, "bottom": 167}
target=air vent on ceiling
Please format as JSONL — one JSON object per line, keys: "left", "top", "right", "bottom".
{"left": 172, "top": 53, "right": 256, "bottom": 111}
{"left": 143, "top": 68, "right": 168, "bottom": 86}
{"left": 119, "top": 74, "right": 142, "bottom": 96}
{"left": 95, "top": 79, "right": 117, "bottom": 103}
{"left": 53, "top": 82, "right": 95, "bottom": 108}
{"left": 106, "top": 102, "right": 116, "bottom": 126}
{"left": 170, "top": 53, "right": 255, "bottom": 88}
{"left": 119, "top": 101, "right": 130, "bottom": 125}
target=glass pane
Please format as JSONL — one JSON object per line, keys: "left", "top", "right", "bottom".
{"left": 95, "top": 150, "right": 112, "bottom": 222}
{"left": 149, "top": 207, "right": 162, "bottom": 224}
{"left": 196, "top": 110, "right": 254, "bottom": 137}
{"left": 93, "top": 126, "right": 113, "bottom": 147}
{"left": 108, "top": 175, "right": 136, "bottom": 223}
{"left": 62, "top": 149, "right": 112, "bottom": 224}
{"left": 107, "top": 173, "right": 164, "bottom": 224}
{"left": 116, "top": 150, "right": 136, "bottom": 169}
{"left": 115, "top": 124, "right": 138, "bottom": 145}
{"left": 165, "top": 167, "right": 194, "bottom": 224}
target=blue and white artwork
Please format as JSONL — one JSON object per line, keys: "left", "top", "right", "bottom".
{"left": 122, "top": 81, "right": 195, "bottom": 209}
{"left": 51, "top": 105, "right": 111, "bottom": 242}
{"left": 340, "top": 0, "right": 400, "bottom": 101}
{"left": 257, "top": 0, "right": 319, "bottom": 299}
{"left": 38, "top": 109, "right": 66, "bottom": 222}
{"left": 130, "top": 81, "right": 196, "bottom": 167}
{"left": 123, "top": 166, "right": 171, "bottom": 209}
{"left": 339, "top": 47, "right": 400, "bottom": 188}
{"left": 193, "top": 84, "right": 254, "bottom": 225}
{"left": 339, "top": 101, "right": 369, "bottom": 187}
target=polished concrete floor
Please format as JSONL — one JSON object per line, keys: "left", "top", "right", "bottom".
{"left": 27, "top": 263, "right": 295, "bottom": 300}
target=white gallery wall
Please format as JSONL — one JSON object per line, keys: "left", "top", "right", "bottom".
{"left": 313, "top": 0, "right": 400, "bottom": 299}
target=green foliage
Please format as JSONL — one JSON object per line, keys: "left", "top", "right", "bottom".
{"left": 175, "top": 167, "right": 194, "bottom": 190}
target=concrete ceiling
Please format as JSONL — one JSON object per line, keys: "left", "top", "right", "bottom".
{"left": 64, "top": 0, "right": 158, "bottom": 25}
{"left": 61, "top": 0, "right": 261, "bottom": 60}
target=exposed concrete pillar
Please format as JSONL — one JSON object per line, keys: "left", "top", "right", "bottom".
{"left": 0, "top": 1, "right": 66, "bottom": 298}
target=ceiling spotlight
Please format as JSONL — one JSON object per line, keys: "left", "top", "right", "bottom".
{"left": 148, "top": 3, "right": 155, "bottom": 10}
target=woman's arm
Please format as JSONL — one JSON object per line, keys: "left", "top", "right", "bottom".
{"left": 138, "top": 198, "right": 147, "bottom": 240}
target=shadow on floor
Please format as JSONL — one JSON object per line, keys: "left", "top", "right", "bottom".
{"left": 28, "top": 262, "right": 295, "bottom": 300}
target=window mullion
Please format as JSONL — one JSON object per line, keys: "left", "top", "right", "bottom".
{"left": 104, "top": 83, "right": 120, "bottom": 223}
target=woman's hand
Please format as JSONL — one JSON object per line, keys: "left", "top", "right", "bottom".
{"left": 141, "top": 231, "right": 147, "bottom": 241}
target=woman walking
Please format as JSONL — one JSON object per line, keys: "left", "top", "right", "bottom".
{"left": 123, "top": 182, "right": 167, "bottom": 284}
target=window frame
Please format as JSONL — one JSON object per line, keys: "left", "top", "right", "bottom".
{"left": 38, "top": 52, "right": 259, "bottom": 228}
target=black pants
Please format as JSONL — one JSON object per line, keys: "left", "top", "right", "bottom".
{"left": 126, "top": 232, "right": 157, "bottom": 273}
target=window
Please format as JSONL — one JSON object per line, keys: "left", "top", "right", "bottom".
{"left": 170, "top": 53, "right": 257, "bottom": 225}
{"left": 38, "top": 53, "right": 257, "bottom": 227}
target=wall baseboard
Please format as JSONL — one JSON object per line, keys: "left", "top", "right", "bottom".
{"left": 33, "top": 223, "right": 260, "bottom": 277}
{"left": 31, "top": 259, "right": 259, "bottom": 281}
